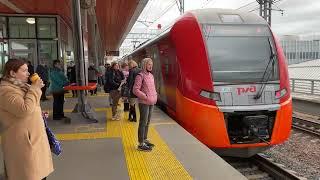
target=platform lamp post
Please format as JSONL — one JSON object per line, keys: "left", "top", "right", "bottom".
{"left": 71, "top": 0, "right": 98, "bottom": 123}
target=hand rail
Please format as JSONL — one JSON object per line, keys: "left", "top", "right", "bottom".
{"left": 290, "top": 78, "right": 320, "bottom": 96}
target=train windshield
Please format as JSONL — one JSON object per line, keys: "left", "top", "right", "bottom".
{"left": 201, "top": 24, "right": 279, "bottom": 83}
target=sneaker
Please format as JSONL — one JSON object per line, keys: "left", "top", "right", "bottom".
{"left": 137, "top": 144, "right": 152, "bottom": 152}
{"left": 111, "top": 116, "right": 120, "bottom": 121}
{"left": 144, "top": 140, "right": 155, "bottom": 148}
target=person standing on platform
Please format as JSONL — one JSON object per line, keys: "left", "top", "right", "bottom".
{"left": 49, "top": 60, "right": 70, "bottom": 121}
{"left": 88, "top": 63, "right": 98, "bottom": 95}
{"left": 27, "top": 60, "right": 34, "bottom": 75}
{"left": 67, "top": 62, "right": 77, "bottom": 97}
{"left": 104, "top": 63, "right": 113, "bottom": 105}
{"left": 36, "top": 60, "right": 49, "bottom": 101}
{"left": 27, "top": 60, "right": 34, "bottom": 84}
{"left": 133, "top": 58, "right": 157, "bottom": 151}
{"left": 120, "top": 62, "right": 130, "bottom": 112}
{"left": 127, "top": 60, "right": 141, "bottom": 122}
{"left": 0, "top": 59, "right": 54, "bottom": 180}
{"left": 97, "top": 62, "right": 105, "bottom": 87}
{"left": 109, "top": 62, "right": 124, "bottom": 120}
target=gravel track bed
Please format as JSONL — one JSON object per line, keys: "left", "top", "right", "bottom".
{"left": 263, "top": 130, "right": 320, "bottom": 179}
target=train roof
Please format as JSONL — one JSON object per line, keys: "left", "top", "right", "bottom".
{"left": 128, "top": 8, "right": 268, "bottom": 56}
{"left": 190, "top": 8, "right": 268, "bottom": 25}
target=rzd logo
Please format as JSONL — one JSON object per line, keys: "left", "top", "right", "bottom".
{"left": 236, "top": 86, "right": 256, "bottom": 95}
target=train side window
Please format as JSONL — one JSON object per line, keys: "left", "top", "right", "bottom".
{"left": 219, "top": 14, "right": 243, "bottom": 23}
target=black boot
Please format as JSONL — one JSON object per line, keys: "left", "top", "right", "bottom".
{"left": 132, "top": 106, "right": 137, "bottom": 122}
{"left": 128, "top": 105, "right": 134, "bottom": 121}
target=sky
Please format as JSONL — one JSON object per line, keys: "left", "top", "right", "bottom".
{"left": 120, "top": 0, "right": 320, "bottom": 55}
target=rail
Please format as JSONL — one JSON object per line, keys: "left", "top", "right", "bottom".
{"left": 290, "top": 78, "right": 320, "bottom": 96}
{"left": 223, "top": 155, "right": 301, "bottom": 179}
{"left": 292, "top": 116, "right": 320, "bottom": 137}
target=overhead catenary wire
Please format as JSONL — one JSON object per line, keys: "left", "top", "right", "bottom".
{"left": 150, "top": 0, "right": 177, "bottom": 26}
{"left": 201, "top": 0, "right": 216, "bottom": 8}
{"left": 236, "top": 1, "right": 257, "bottom": 10}
{"left": 142, "top": 0, "right": 156, "bottom": 21}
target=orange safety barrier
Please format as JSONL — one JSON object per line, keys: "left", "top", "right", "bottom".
{"left": 64, "top": 83, "right": 97, "bottom": 91}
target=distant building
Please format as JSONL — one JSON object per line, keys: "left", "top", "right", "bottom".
{"left": 280, "top": 35, "right": 320, "bottom": 65}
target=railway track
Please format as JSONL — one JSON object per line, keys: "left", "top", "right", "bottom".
{"left": 292, "top": 116, "right": 320, "bottom": 137}
{"left": 223, "top": 154, "right": 301, "bottom": 180}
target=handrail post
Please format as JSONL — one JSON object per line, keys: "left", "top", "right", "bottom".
{"left": 292, "top": 79, "right": 295, "bottom": 92}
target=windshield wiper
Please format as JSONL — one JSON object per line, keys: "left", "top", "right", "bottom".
{"left": 254, "top": 38, "right": 276, "bottom": 100}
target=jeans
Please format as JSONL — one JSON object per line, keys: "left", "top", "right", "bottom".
{"left": 110, "top": 90, "right": 121, "bottom": 116}
{"left": 89, "top": 80, "right": 97, "bottom": 95}
{"left": 138, "top": 104, "right": 154, "bottom": 144}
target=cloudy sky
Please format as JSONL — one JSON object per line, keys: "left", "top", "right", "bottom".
{"left": 121, "top": 0, "right": 320, "bottom": 52}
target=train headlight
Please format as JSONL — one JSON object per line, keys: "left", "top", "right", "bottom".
{"left": 275, "top": 88, "right": 287, "bottom": 99}
{"left": 200, "top": 90, "right": 221, "bottom": 101}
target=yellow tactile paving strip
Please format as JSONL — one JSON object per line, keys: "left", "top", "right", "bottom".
{"left": 55, "top": 105, "right": 192, "bottom": 180}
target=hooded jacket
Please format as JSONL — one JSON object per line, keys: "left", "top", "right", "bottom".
{"left": 133, "top": 60, "right": 157, "bottom": 105}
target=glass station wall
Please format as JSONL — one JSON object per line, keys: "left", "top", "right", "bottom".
{"left": 0, "top": 15, "right": 71, "bottom": 77}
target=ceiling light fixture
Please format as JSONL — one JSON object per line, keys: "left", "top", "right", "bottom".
{"left": 26, "top": 18, "right": 35, "bottom": 24}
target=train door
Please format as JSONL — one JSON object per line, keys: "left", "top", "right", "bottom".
{"left": 158, "top": 37, "right": 177, "bottom": 111}
{"left": 149, "top": 45, "right": 167, "bottom": 104}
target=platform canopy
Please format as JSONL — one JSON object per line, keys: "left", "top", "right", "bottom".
{"left": 0, "top": 0, "right": 148, "bottom": 52}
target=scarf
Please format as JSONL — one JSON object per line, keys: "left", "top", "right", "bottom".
{"left": 2, "top": 77, "right": 30, "bottom": 93}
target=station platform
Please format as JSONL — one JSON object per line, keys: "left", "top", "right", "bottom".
{"left": 0, "top": 93, "right": 246, "bottom": 180}
{"left": 292, "top": 92, "right": 320, "bottom": 117}
{"left": 292, "top": 92, "right": 320, "bottom": 104}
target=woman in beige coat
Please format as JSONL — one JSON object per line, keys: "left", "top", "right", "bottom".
{"left": 0, "top": 59, "right": 53, "bottom": 180}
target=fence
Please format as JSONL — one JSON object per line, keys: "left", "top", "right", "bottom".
{"left": 290, "top": 78, "right": 320, "bottom": 96}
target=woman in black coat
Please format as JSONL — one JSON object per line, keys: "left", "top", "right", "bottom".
{"left": 108, "top": 62, "right": 124, "bottom": 120}
{"left": 127, "top": 60, "right": 141, "bottom": 122}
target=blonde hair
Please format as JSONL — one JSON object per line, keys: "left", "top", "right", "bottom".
{"left": 121, "top": 62, "right": 128, "bottom": 69}
{"left": 141, "top": 58, "right": 153, "bottom": 71}
{"left": 128, "top": 60, "right": 138, "bottom": 69}
{"left": 111, "top": 62, "right": 119, "bottom": 69}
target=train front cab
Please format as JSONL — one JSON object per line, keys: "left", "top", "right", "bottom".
{"left": 172, "top": 10, "right": 292, "bottom": 157}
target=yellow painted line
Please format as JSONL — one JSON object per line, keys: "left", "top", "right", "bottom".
{"left": 64, "top": 107, "right": 109, "bottom": 113}
{"left": 56, "top": 103, "right": 191, "bottom": 179}
{"left": 47, "top": 93, "right": 109, "bottom": 99}
{"left": 56, "top": 132, "right": 108, "bottom": 141}
{"left": 64, "top": 93, "right": 108, "bottom": 98}
{"left": 43, "top": 107, "right": 110, "bottom": 113}
{"left": 104, "top": 104, "right": 192, "bottom": 180}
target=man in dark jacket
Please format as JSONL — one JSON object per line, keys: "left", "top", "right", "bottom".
{"left": 27, "top": 60, "right": 34, "bottom": 75}
{"left": 127, "top": 60, "right": 142, "bottom": 122}
{"left": 36, "top": 60, "right": 49, "bottom": 100}
{"left": 88, "top": 63, "right": 98, "bottom": 95}
{"left": 67, "top": 62, "right": 76, "bottom": 97}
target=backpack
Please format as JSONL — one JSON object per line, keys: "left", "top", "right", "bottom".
{"left": 104, "top": 70, "right": 111, "bottom": 93}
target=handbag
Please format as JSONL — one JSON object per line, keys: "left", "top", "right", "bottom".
{"left": 42, "top": 113, "right": 62, "bottom": 156}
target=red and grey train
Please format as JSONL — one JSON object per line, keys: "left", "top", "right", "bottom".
{"left": 125, "top": 8, "right": 292, "bottom": 157}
